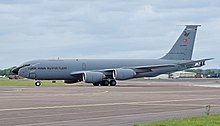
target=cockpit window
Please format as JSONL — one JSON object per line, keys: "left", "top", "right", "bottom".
{"left": 22, "top": 64, "right": 31, "bottom": 67}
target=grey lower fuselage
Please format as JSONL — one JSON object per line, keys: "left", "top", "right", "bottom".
{"left": 19, "top": 59, "right": 189, "bottom": 80}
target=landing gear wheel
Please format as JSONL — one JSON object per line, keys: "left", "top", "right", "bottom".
{"left": 110, "top": 80, "right": 117, "bottom": 86}
{"left": 93, "top": 83, "right": 99, "bottom": 86}
{"left": 101, "top": 80, "right": 109, "bottom": 86}
{"left": 35, "top": 81, "right": 41, "bottom": 86}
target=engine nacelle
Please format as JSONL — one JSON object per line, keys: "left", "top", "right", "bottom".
{"left": 64, "top": 80, "right": 78, "bottom": 84}
{"left": 83, "top": 71, "right": 105, "bottom": 83}
{"left": 113, "top": 68, "right": 136, "bottom": 80}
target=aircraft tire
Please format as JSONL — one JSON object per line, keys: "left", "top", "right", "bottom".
{"left": 100, "top": 80, "right": 109, "bottom": 86}
{"left": 110, "top": 80, "right": 117, "bottom": 86}
{"left": 35, "top": 81, "right": 41, "bottom": 86}
{"left": 93, "top": 83, "right": 99, "bottom": 86}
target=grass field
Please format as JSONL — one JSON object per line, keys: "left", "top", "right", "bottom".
{"left": 133, "top": 114, "right": 220, "bottom": 126}
{"left": 0, "top": 78, "right": 82, "bottom": 86}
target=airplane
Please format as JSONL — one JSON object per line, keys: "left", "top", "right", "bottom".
{"left": 12, "top": 25, "right": 213, "bottom": 86}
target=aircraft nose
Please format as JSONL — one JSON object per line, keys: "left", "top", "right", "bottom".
{"left": 12, "top": 67, "right": 20, "bottom": 75}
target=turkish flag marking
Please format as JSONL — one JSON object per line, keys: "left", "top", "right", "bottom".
{"left": 183, "top": 38, "right": 188, "bottom": 42}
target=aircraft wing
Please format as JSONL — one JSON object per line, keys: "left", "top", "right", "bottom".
{"left": 70, "top": 58, "right": 213, "bottom": 77}
{"left": 191, "top": 58, "right": 214, "bottom": 64}
{"left": 130, "top": 64, "right": 177, "bottom": 73}
{"left": 132, "top": 64, "right": 176, "bottom": 69}
{"left": 70, "top": 64, "right": 177, "bottom": 77}
{"left": 70, "top": 71, "right": 86, "bottom": 76}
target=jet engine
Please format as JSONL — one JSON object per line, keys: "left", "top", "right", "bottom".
{"left": 83, "top": 71, "right": 106, "bottom": 83}
{"left": 113, "top": 68, "right": 136, "bottom": 80}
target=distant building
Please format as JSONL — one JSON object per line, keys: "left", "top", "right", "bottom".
{"left": 144, "top": 74, "right": 169, "bottom": 79}
{"left": 144, "top": 71, "right": 202, "bottom": 79}
{"left": 170, "top": 71, "right": 196, "bottom": 78}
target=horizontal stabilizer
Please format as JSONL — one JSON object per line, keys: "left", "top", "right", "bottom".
{"left": 179, "top": 58, "right": 214, "bottom": 65}
{"left": 178, "top": 58, "right": 214, "bottom": 68}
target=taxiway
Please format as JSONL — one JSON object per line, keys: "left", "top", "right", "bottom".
{"left": 0, "top": 79, "right": 220, "bottom": 126}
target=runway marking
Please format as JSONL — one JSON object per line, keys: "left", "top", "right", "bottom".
{"left": 136, "top": 103, "right": 220, "bottom": 107}
{"left": 0, "top": 91, "right": 110, "bottom": 98}
{"left": 0, "top": 89, "right": 217, "bottom": 99}
{"left": 0, "top": 97, "right": 219, "bottom": 112}
{"left": 12, "top": 107, "right": 220, "bottom": 126}
{"left": 194, "top": 85, "right": 220, "bottom": 88}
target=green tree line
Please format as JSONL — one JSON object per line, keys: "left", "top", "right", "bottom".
{"left": 185, "top": 69, "right": 220, "bottom": 77}
{"left": 0, "top": 67, "right": 16, "bottom": 76}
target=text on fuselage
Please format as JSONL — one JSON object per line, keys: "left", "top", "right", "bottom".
{"left": 28, "top": 67, "right": 67, "bottom": 70}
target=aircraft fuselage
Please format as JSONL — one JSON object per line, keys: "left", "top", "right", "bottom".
{"left": 18, "top": 59, "right": 190, "bottom": 80}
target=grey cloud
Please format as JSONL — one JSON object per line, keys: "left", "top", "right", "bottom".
{"left": 0, "top": 0, "right": 219, "bottom": 69}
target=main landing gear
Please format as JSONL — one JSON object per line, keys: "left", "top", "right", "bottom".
{"left": 34, "top": 80, "right": 117, "bottom": 87}
{"left": 110, "top": 80, "right": 117, "bottom": 86}
{"left": 35, "top": 81, "right": 41, "bottom": 86}
{"left": 93, "top": 80, "right": 117, "bottom": 86}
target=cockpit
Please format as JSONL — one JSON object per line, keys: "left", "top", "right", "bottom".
{"left": 21, "top": 64, "right": 31, "bottom": 67}
{"left": 11, "top": 64, "right": 31, "bottom": 75}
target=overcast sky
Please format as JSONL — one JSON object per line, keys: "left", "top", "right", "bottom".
{"left": 0, "top": 0, "right": 219, "bottom": 69}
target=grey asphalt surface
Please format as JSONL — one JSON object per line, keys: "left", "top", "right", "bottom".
{"left": 0, "top": 79, "right": 220, "bottom": 126}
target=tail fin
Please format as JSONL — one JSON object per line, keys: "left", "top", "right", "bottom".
{"left": 161, "top": 25, "right": 201, "bottom": 60}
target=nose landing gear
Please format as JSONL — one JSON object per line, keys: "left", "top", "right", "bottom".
{"left": 35, "top": 81, "right": 41, "bottom": 86}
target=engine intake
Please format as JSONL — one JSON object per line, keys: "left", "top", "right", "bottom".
{"left": 113, "top": 68, "right": 136, "bottom": 80}
{"left": 83, "top": 71, "right": 105, "bottom": 83}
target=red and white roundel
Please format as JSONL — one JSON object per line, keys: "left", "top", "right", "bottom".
{"left": 183, "top": 38, "right": 188, "bottom": 42}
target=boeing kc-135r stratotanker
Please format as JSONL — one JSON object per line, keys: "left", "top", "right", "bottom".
{"left": 12, "top": 25, "right": 213, "bottom": 86}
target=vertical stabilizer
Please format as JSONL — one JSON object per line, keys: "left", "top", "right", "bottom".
{"left": 161, "top": 25, "right": 201, "bottom": 60}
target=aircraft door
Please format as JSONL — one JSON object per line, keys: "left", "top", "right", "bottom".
{"left": 29, "top": 73, "right": 36, "bottom": 79}
{"left": 82, "top": 63, "right": 86, "bottom": 70}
